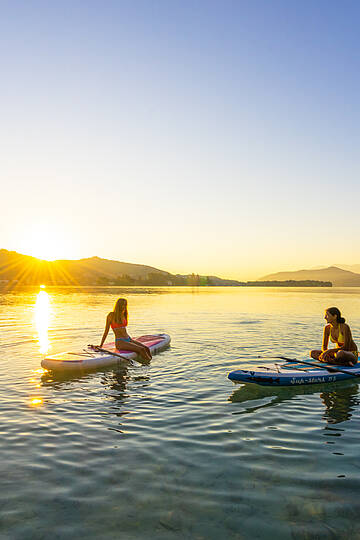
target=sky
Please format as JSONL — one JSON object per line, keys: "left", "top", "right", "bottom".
{"left": 1, "top": 0, "right": 359, "bottom": 280}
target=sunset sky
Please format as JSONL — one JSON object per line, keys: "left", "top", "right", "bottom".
{"left": 1, "top": 0, "right": 359, "bottom": 280}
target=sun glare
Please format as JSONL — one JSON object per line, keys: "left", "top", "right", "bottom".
{"left": 29, "top": 397, "right": 43, "bottom": 407}
{"left": 18, "top": 223, "right": 71, "bottom": 261}
{"left": 34, "top": 289, "right": 51, "bottom": 354}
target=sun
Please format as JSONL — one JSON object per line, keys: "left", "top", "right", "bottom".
{"left": 17, "top": 223, "right": 72, "bottom": 261}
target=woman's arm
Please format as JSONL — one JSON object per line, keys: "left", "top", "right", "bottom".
{"left": 340, "top": 324, "right": 353, "bottom": 351}
{"left": 322, "top": 325, "right": 330, "bottom": 352}
{"left": 319, "top": 325, "right": 332, "bottom": 361}
{"left": 99, "top": 313, "right": 111, "bottom": 347}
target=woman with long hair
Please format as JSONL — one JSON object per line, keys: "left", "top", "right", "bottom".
{"left": 310, "top": 307, "right": 358, "bottom": 366}
{"left": 99, "top": 298, "right": 152, "bottom": 362}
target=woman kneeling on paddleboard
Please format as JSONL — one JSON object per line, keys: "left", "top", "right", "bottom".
{"left": 99, "top": 298, "right": 152, "bottom": 362}
{"left": 310, "top": 307, "right": 358, "bottom": 366}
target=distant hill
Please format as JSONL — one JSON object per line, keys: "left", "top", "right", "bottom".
{"left": 259, "top": 266, "right": 360, "bottom": 286}
{"left": 248, "top": 280, "right": 332, "bottom": 287}
{"left": 309, "top": 263, "right": 360, "bottom": 273}
{"left": 0, "top": 249, "right": 243, "bottom": 287}
{"left": 333, "top": 263, "right": 360, "bottom": 274}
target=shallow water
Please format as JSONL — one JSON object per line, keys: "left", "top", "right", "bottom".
{"left": 1, "top": 286, "right": 360, "bottom": 539}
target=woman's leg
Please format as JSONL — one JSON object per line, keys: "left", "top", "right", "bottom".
{"left": 131, "top": 339, "right": 152, "bottom": 359}
{"left": 115, "top": 340, "right": 151, "bottom": 361}
{"left": 334, "top": 350, "right": 357, "bottom": 366}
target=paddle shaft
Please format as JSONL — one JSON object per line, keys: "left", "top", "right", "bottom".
{"left": 264, "top": 356, "right": 360, "bottom": 378}
{"left": 88, "top": 345, "right": 132, "bottom": 363}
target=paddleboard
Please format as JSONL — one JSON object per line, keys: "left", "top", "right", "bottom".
{"left": 42, "top": 334, "right": 170, "bottom": 372}
{"left": 228, "top": 358, "right": 360, "bottom": 386}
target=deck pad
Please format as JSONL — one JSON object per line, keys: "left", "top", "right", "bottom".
{"left": 280, "top": 361, "right": 337, "bottom": 371}
{"left": 106, "top": 335, "right": 166, "bottom": 354}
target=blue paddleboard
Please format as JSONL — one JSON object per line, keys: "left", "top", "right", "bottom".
{"left": 228, "top": 359, "right": 360, "bottom": 386}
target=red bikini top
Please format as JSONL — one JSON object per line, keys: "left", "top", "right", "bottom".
{"left": 111, "top": 318, "right": 127, "bottom": 329}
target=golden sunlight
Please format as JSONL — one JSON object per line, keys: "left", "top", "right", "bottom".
{"left": 19, "top": 223, "right": 69, "bottom": 261}
{"left": 29, "top": 397, "right": 43, "bottom": 407}
{"left": 34, "top": 289, "right": 51, "bottom": 354}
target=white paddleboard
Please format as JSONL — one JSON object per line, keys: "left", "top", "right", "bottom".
{"left": 41, "top": 334, "right": 170, "bottom": 371}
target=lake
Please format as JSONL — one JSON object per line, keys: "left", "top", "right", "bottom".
{"left": 1, "top": 286, "right": 360, "bottom": 539}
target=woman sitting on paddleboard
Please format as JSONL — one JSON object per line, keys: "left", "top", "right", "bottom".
{"left": 310, "top": 307, "right": 358, "bottom": 366}
{"left": 99, "top": 298, "right": 152, "bottom": 362}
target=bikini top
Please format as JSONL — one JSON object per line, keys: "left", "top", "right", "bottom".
{"left": 329, "top": 324, "right": 345, "bottom": 346}
{"left": 110, "top": 316, "right": 127, "bottom": 329}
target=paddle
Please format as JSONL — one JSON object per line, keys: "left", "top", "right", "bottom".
{"left": 88, "top": 345, "right": 133, "bottom": 363}
{"left": 262, "top": 356, "right": 360, "bottom": 379}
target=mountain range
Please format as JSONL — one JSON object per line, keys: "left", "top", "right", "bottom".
{"left": 259, "top": 266, "right": 360, "bottom": 286}
{"left": 1, "top": 248, "right": 359, "bottom": 287}
{"left": 0, "top": 249, "right": 243, "bottom": 286}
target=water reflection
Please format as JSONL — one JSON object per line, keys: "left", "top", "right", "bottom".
{"left": 40, "top": 369, "right": 88, "bottom": 388}
{"left": 29, "top": 397, "right": 43, "bottom": 407}
{"left": 101, "top": 368, "right": 150, "bottom": 405}
{"left": 34, "top": 288, "right": 51, "bottom": 353}
{"left": 101, "top": 367, "right": 130, "bottom": 398}
{"left": 320, "top": 385, "right": 360, "bottom": 424}
{"left": 229, "top": 381, "right": 359, "bottom": 424}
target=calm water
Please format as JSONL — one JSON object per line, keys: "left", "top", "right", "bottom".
{"left": 1, "top": 286, "right": 360, "bottom": 539}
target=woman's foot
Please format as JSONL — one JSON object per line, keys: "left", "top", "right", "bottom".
{"left": 140, "top": 350, "right": 152, "bottom": 362}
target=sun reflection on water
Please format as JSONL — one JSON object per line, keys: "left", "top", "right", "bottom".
{"left": 29, "top": 397, "right": 43, "bottom": 407}
{"left": 34, "top": 287, "right": 51, "bottom": 354}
